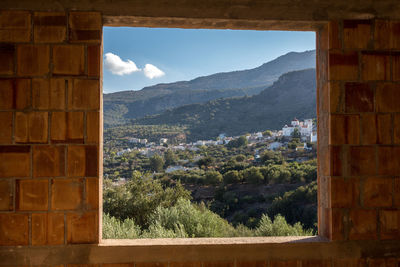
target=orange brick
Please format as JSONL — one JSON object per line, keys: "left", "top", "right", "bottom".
{"left": 88, "top": 45, "right": 101, "bottom": 77}
{"left": 0, "top": 11, "right": 31, "bottom": 42}
{"left": 376, "top": 114, "right": 392, "bottom": 145}
{"left": 395, "top": 178, "right": 400, "bottom": 207}
{"left": 34, "top": 12, "right": 66, "bottom": 43}
{"left": 367, "top": 258, "right": 399, "bottom": 267}
{"left": 67, "top": 212, "right": 98, "bottom": 244}
{"left": 328, "top": 21, "right": 341, "bottom": 50}
{"left": 343, "top": 20, "right": 372, "bottom": 49}
{"left": 393, "top": 54, "right": 400, "bottom": 81}
{"left": 361, "top": 52, "right": 390, "bottom": 81}
{"left": 331, "top": 177, "right": 359, "bottom": 208}
{"left": 68, "top": 112, "right": 84, "bottom": 140}
{"left": 169, "top": 263, "right": 201, "bottom": 267}
{"left": 53, "top": 45, "right": 85, "bottom": 75}
{"left": 203, "top": 263, "right": 233, "bottom": 267}
{"left": 333, "top": 259, "right": 367, "bottom": 267}
{"left": 15, "top": 112, "right": 48, "bottom": 143}
{"left": 344, "top": 82, "right": 374, "bottom": 112}
{"left": 0, "top": 79, "right": 14, "bottom": 109}
{"left": 51, "top": 178, "right": 83, "bottom": 210}
{"left": 0, "top": 146, "right": 30, "bottom": 177}
{"left": 349, "top": 209, "right": 377, "bottom": 240}
{"left": 86, "top": 178, "right": 99, "bottom": 210}
{"left": 0, "top": 179, "right": 13, "bottom": 210}
{"left": 380, "top": 210, "right": 400, "bottom": 240}
{"left": 331, "top": 208, "right": 345, "bottom": 241}
{"left": 102, "top": 264, "right": 133, "bottom": 267}
{"left": 17, "top": 179, "right": 49, "bottom": 211}
{"left": 87, "top": 111, "right": 99, "bottom": 143}
{"left": 51, "top": 111, "right": 84, "bottom": 143}
{"left": 329, "top": 145, "right": 343, "bottom": 176}
{"left": 377, "top": 146, "right": 400, "bottom": 175}
{"left": 69, "top": 12, "right": 102, "bottom": 43}
{"left": 361, "top": 114, "right": 392, "bottom": 145}
{"left": 0, "top": 112, "right": 12, "bottom": 143}
{"left": 33, "top": 145, "right": 65, "bottom": 177}
{"left": 376, "top": 83, "right": 400, "bottom": 112}
{"left": 0, "top": 79, "right": 31, "bottom": 110}
{"left": 17, "top": 45, "right": 50, "bottom": 76}
{"left": 329, "top": 82, "right": 344, "bottom": 113}
{"left": 269, "top": 261, "right": 297, "bottom": 267}
{"left": 363, "top": 178, "right": 393, "bottom": 207}
{"left": 330, "top": 115, "right": 359, "bottom": 145}
{"left": 0, "top": 44, "right": 15, "bottom": 75}
{"left": 32, "top": 213, "right": 65, "bottom": 245}
{"left": 0, "top": 213, "right": 29, "bottom": 245}
{"left": 348, "top": 146, "right": 376, "bottom": 176}
{"left": 301, "top": 260, "right": 331, "bottom": 267}
{"left": 329, "top": 51, "right": 359, "bottom": 81}
{"left": 32, "top": 78, "right": 66, "bottom": 110}
{"left": 69, "top": 79, "right": 100, "bottom": 110}
{"left": 374, "top": 20, "right": 400, "bottom": 50}
{"left": 67, "top": 145, "right": 98, "bottom": 177}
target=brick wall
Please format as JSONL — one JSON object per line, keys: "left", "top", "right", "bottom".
{"left": 0, "top": 10, "right": 102, "bottom": 246}
{"left": 0, "top": 9, "right": 400, "bottom": 267}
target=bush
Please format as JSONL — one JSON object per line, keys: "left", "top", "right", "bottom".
{"left": 205, "top": 171, "right": 223, "bottom": 185}
{"left": 103, "top": 213, "right": 141, "bottom": 239}
{"left": 242, "top": 167, "right": 264, "bottom": 184}
{"left": 223, "top": 170, "right": 242, "bottom": 184}
{"left": 254, "top": 214, "right": 312, "bottom": 236}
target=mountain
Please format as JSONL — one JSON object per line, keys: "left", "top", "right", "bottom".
{"left": 104, "top": 50, "right": 316, "bottom": 127}
{"left": 135, "top": 69, "right": 316, "bottom": 141}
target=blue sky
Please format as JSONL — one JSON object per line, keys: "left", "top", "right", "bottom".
{"left": 103, "top": 27, "right": 315, "bottom": 93}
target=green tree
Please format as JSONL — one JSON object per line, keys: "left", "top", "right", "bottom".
{"left": 291, "top": 128, "right": 301, "bottom": 138}
{"left": 205, "top": 171, "right": 223, "bottom": 185}
{"left": 197, "top": 156, "right": 215, "bottom": 168}
{"left": 164, "top": 150, "right": 178, "bottom": 167}
{"left": 149, "top": 154, "right": 165, "bottom": 172}
{"left": 242, "top": 167, "right": 264, "bottom": 184}
{"left": 223, "top": 170, "right": 242, "bottom": 184}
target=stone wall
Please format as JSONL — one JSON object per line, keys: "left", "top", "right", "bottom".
{"left": 0, "top": 5, "right": 400, "bottom": 267}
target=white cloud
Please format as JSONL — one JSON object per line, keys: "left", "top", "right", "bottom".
{"left": 143, "top": 64, "right": 165, "bottom": 79}
{"left": 104, "top": 52, "right": 140, "bottom": 76}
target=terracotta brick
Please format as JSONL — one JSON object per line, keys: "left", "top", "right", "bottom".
{"left": 393, "top": 54, "right": 400, "bottom": 81}
{"left": 333, "top": 259, "right": 366, "bottom": 267}
{"left": 330, "top": 115, "right": 359, "bottom": 145}
{"left": 363, "top": 178, "right": 393, "bottom": 207}
{"left": 203, "top": 263, "right": 233, "bottom": 267}
{"left": 0, "top": 11, "right": 31, "bottom": 42}
{"left": 375, "top": 20, "right": 400, "bottom": 50}
{"left": 68, "top": 145, "right": 85, "bottom": 177}
{"left": 88, "top": 45, "right": 101, "bottom": 77}
{"left": 329, "top": 51, "right": 359, "bottom": 81}
{"left": 0, "top": 146, "right": 30, "bottom": 177}
{"left": 0, "top": 44, "right": 15, "bottom": 75}
{"left": 135, "top": 264, "right": 167, "bottom": 267}
{"left": 380, "top": 210, "right": 400, "bottom": 240}
{"left": 330, "top": 145, "right": 343, "bottom": 176}
{"left": 376, "top": 83, "right": 400, "bottom": 112}
{"left": 0, "top": 179, "right": 13, "bottom": 210}
{"left": 32, "top": 213, "right": 65, "bottom": 245}
{"left": 367, "top": 258, "right": 399, "bottom": 267}
{"left": 15, "top": 112, "right": 48, "bottom": 143}
{"left": 269, "top": 261, "right": 297, "bottom": 267}
{"left": 68, "top": 112, "right": 84, "bottom": 141}
{"left": 86, "top": 178, "right": 99, "bottom": 210}
{"left": 0, "top": 79, "right": 31, "bottom": 110}
{"left": 33, "top": 145, "right": 65, "bottom": 177}
{"left": 0, "top": 213, "right": 29, "bottom": 245}
{"left": 331, "top": 208, "right": 345, "bottom": 241}
{"left": 377, "top": 146, "right": 400, "bottom": 175}
{"left": 343, "top": 20, "right": 372, "bottom": 49}
{"left": 17, "top": 179, "right": 48, "bottom": 211}
{"left": 395, "top": 178, "right": 400, "bottom": 207}
{"left": 169, "top": 263, "right": 201, "bottom": 267}
{"left": 69, "top": 79, "right": 100, "bottom": 110}
{"left": 87, "top": 111, "right": 100, "bottom": 143}
{"left": 348, "top": 146, "right": 376, "bottom": 176}
{"left": 32, "top": 78, "right": 66, "bottom": 110}
{"left": 102, "top": 264, "right": 133, "bottom": 267}
{"left": 53, "top": 45, "right": 85, "bottom": 75}
{"left": 51, "top": 111, "right": 84, "bottom": 143}
{"left": 17, "top": 45, "right": 50, "bottom": 76}
{"left": 67, "top": 212, "right": 98, "bottom": 244}
{"left": 34, "top": 12, "right": 66, "bottom": 43}
{"left": 51, "top": 178, "right": 83, "bottom": 210}
{"left": 361, "top": 52, "right": 390, "bottom": 81}
{"left": 331, "top": 177, "right": 359, "bottom": 208}
{"left": 0, "top": 112, "right": 12, "bottom": 143}
{"left": 69, "top": 12, "right": 102, "bottom": 43}
{"left": 51, "top": 112, "right": 67, "bottom": 142}
{"left": 349, "top": 209, "right": 377, "bottom": 240}
{"left": 329, "top": 81, "right": 344, "bottom": 113}
{"left": 328, "top": 21, "right": 341, "bottom": 50}
{"left": 344, "top": 82, "right": 374, "bottom": 112}
{"left": 361, "top": 114, "right": 392, "bottom": 145}
{"left": 301, "top": 260, "right": 331, "bottom": 267}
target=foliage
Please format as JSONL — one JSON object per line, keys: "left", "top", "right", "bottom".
{"left": 149, "top": 154, "right": 165, "bottom": 172}
{"left": 254, "top": 214, "right": 313, "bottom": 236}
{"left": 223, "top": 170, "right": 242, "bottom": 184}
{"left": 205, "top": 171, "right": 223, "bottom": 185}
{"left": 103, "top": 213, "right": 141, "bottom": 239}
{"left": 227, "top": 136, "right": 248, "bottom": 148}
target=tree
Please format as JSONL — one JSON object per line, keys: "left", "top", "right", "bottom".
{"left": 242, "top": 167, "right": 264, "bottom": 184}
{"left": 223, "top": 170, "right": 242, "bottom": 184}
{"left": 197, "top": 156, "right": 215, "bottom": 168}
{"left": 164, "top": 150, "right": 178, "bottom": 167}
{"left": 291, "top": 128, "right": 301, "bottom": 138}
{"left": 205, "top": 171, "right": 223, "bottom": 185}
{"left": 149, "top": 154, "right": 165, "bottom": 172}
{"left": 262, "top": 130, "right": 272, "bottom": 137}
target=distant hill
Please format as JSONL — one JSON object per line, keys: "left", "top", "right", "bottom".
{"left": 135, "top": 68, "right": 316, "bottom": 141}
{"left": 104, "top": 50, "right": 316, "bottom": 127}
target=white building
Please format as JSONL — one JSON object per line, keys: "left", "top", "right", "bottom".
{"left": 282, "top": 118, "right": 313, "bottom": 138}
{"left": 268, "top": 141, "right": 283, "bottom": 150}
{"left": 160, "top": 138, "right": 168, "bottom": 144}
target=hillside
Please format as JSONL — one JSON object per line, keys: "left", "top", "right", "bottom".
{"left": 104, "top": 50, "right": 316, "bottom": 126}
{"left": 135, "top": 68, "right": 316, "bottom": 141}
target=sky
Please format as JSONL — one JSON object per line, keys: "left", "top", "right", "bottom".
{"left": 103, "top": 27, "right": 315, "bottom": 93}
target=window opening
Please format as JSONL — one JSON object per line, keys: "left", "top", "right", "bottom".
{"left": 102, "top": 27, "right": 317, "bottom": 239}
